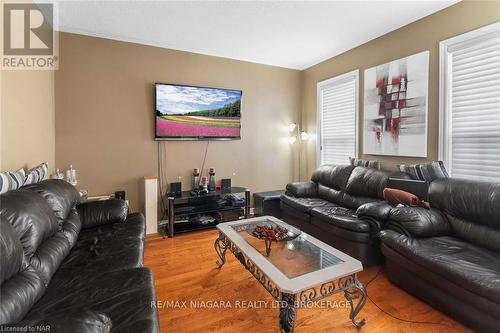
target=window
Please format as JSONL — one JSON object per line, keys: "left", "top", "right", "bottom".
{"left": 317, "top": 70, "right": 359, "bottom": 166}
{"left": 439, "top": 23, "right": 500, "bottom": 182}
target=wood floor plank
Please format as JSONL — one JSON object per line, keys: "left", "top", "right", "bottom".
{"left": 145, "top": 230, "right": 472, "bottom": 333}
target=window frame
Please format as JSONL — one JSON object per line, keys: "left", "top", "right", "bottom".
{"left": 438, "top": 22, "right": 500, "bottom": 175}
{"left": 316, "top": 69, "right": 360, "bottom": 167}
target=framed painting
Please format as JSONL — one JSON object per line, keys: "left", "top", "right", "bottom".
{"left": 363, "top": 51, "right": 429, "bottom": 157}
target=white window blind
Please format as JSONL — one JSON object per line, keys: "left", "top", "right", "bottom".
{"left": 440, "top": 23, "right": 500, "bottom": 182}
{"left": 317, "top": 70, "right": 359, "bottom": 166}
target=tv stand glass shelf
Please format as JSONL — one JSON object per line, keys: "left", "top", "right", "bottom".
{"left": 162, "top": 186, "right": 250, "bottom": 238}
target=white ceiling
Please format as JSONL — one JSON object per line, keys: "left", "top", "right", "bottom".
{"left": 51, "top": 0, "right": 459, "bottom": 70}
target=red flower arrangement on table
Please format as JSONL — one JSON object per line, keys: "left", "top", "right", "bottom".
{"left": 252, "top": 224, "right": 289, "bottom": 256}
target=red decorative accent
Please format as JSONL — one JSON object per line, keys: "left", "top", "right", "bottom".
{"left": 374, "top": 127, "right": 381, "bottom": 143}
{"left": 385, "top": 119, "right": 391, "bottom": 132}
{"left": 371, "top": 70, "right": 414, "bottom": 144}
{"left": 390, "top": 118, "right": 401, "bottom": 142}
{"left": 252, "top": 224, "right": 288, "bottom": 241}
{"left": 391, "top": 76, "right": 401, "bottom": 85}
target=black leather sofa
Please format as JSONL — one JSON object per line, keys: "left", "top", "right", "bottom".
{"left": 0, "top": 180, "right": 159, "bottom": 332}
{"left": 378, "top": 178, "right": 500, "bottom": 332}
{"left": 281, "top": 164, "right": 402, "bottom": 266}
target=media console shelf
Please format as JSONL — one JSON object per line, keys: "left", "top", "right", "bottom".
{"left": 162, "top": 187, "right": 250, "bottom": 238}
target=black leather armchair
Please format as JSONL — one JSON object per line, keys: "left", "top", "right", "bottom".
{"left": 281, "top": 164, "right": 407, "bottom": 266}
{"left": 379, "top": 178, "right": 500, "bottom": 332}
{"left": 0, "top": 180, "right": 159, "bottom": 332}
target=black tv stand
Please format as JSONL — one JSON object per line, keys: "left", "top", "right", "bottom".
{"left": 162, "top": 186, "right": 250, "bottom": 238}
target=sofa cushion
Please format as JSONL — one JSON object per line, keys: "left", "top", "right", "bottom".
{"left": 311, "top": 206, "right": 370, "bottom": 233}
{"left": 78, "top": 213, "right": 145, "bottom": 242}
{"left": 61, "top": 208, "right": 82, "bottom": 247}
{"left": 429, "top": 178, "right": 500, "bottom": 251}
{"left": 50, "top": 216, "right": 145, "bottom": 283}
{"left": 0, "top": 221, "right": 25, "bottom": 285}
{"left": 381, "top": 231, "right": 500, "bottom": 305}
{"left": 340, "top": 193, "right": 383, "bottom": 210}
{"left": 0, "top": 267, "right": 46, "bottom": 325}
{"left": 280, "top": 195, "right": 334, "bottom": 213}
{"left": 27, "top": 268, "right": 159, "bottom": 333}
{"left": 317, "top": 184, "right": 344, "bottom": 206}
{"left": 29, "top": 232, "right": 71, "bottom": 285}
{"left": 0, "top": 222, "right": 46, "bottom": 324}
{"left": 311, "top": 164, "right": 354, "bottom": 191}
{"left": 429, "top": 178, "right": 500, "bottom": 230}
{"left": 345, "top": 167, "right": 389, "bottom": 199}
{"left": 0, "top": 190, "right": 60, "bottom": 258}
{"left": 23, "top": 180, "right": 80, "bottom": 224}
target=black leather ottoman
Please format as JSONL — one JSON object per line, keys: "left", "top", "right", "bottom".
{"left": 253, "top": 190, "right": 284, "bottom": 218}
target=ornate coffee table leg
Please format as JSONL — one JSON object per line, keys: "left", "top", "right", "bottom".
{"left": 343, "top": 277, "right": 367, "bottom": 328}
{"left": 279, "top": 293, "right": 297, "bottom": 333}
{"left": 214, "top": 233, "right": 229, "bottom": 268}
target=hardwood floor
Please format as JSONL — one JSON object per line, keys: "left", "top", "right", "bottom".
{"left": 144, "top": 230, "right": 472, "bottom": 333}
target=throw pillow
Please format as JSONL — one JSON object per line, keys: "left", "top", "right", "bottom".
{"left": 0, "top": 168, "right": 26, "bottom": 194}
{"left": 398, "top": 161, "right": 449, "bottom": 182}
{"left": 383, "top": 188, "right": 430, "bottom": 209}
{"left": 25, "top": 162, "right": 49, "bottom": 185}
{"left": 349, "top": 157, "right": 381, "bottom": 170}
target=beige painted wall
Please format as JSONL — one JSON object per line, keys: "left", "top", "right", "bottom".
{"left": 1, "top": 69, "right": 55, "bottom": 172}
{"left": 55, "top": 33, "right": 302, "bottom": 212}
{"left": 301, "top": 1, "right": 500, "bottom": 178}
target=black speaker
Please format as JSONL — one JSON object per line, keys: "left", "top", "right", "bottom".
{"left": 169, "top": 182, "right": 182, "bottom": 196}
{"left": 115, "top": 191, "right": 126, "bottom": 201}
{"left": 221, "top": 178, "right": 231, "bottom": 192}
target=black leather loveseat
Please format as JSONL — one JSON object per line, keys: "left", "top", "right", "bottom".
{"left": 281, "top": 164, "right": 404, "bottom": 266}
{"left": 0, "top": 180, "right": 159, "bottom": 332}
{"left": 379, "top": 178, "right": 500, "bottom": 332}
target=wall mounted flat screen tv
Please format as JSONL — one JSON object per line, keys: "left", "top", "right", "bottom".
{"left": 155, "top": 83, "right": 242, "bottom": 140}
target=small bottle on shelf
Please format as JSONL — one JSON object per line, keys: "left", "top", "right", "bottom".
{"left": 208, "top": 168, "right": 216, "bottom": 192}
{"left": 200, "top": 176, "right": 209, "bottom": 194}
{"left": 192, "top": 168, "right": 200, "bottom": 192}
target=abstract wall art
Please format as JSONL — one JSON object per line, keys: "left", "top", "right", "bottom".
{"left": 363, "top": 51, "right": 429, "bottom": 157}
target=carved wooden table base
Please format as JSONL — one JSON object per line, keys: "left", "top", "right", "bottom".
{"left": 214, "top": 231, "right": 367, "bottom": 332}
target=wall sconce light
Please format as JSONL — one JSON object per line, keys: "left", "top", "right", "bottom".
{"left": 288, "top": 123, "right": 309, "bottom": 144}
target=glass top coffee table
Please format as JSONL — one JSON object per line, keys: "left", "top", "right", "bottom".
{"left": 214, "top": 216, "right": 366, "bottom": 333}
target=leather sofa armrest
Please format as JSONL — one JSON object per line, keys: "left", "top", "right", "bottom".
{"left": 1, "top": 311, "right": 112, "bottom": 333}
{"left": 356, "top": 202, "right": 393, "bottom": 221}
{"left": 77, "top": 199, "right": 128, "bottom": 229}
{"left": 285, "top": 181, "right": 318, "bottom": 198}
{"left": 387, "top": 206, "right": 451, "bottom": 238}
{"left": 356, "top": 202, "right": 393, "bottom": 237}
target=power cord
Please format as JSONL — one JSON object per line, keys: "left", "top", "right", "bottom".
{"left": 199, "top": 141, "right": 210, "bottom": 178}
{"left": 158, "top": 141, "right": 169, "bottom": 221}
{"left": 364, "top": 267, "right": 455, "bottom": 329}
